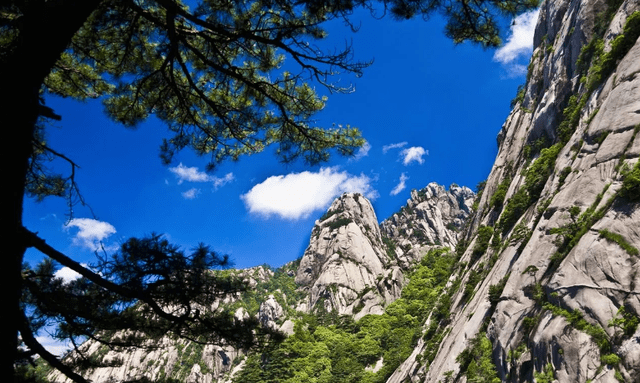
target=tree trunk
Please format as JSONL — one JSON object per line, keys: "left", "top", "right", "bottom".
{"left": 3, "top": 0, "right": 102, "bottom": 379}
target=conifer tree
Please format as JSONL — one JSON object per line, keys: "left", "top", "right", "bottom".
{"left": 1, "top": 0, "right": 537, "bottom": 381}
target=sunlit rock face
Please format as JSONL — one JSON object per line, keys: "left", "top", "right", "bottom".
{"left": 389, "top": 0, "right": 640, "bottom": 382}
{"left": 295, "top": 187, "right": 474, "bottom": 319}
{"left": 380, "top": 182, "right": 475, "bottom": 268}
{"left": 295, "top": 193, "right": 402, "bottom": 319}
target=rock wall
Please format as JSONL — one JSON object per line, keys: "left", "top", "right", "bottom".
{"left": 391, "top": 0, "right": 640, "bottom": 381}
{"left": 295, "top": 187, "right": 474, "bottom": 320}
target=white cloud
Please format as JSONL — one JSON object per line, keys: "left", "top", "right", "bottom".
{"left": 390, "top": 173, "right": 409, "bottom": 196}
{"left": 169, "top": 163, "right": 234, "bottom": 191}
{"left": 241, "top": 167, "right": 377, "bottom": 220}
{"left": 54, "top": 264, "right": 87, "bottom": 283}
{"left": 350, "top": 141, "right": 371, "bottom": 162}
{"left": 382, "top": 141, "right": 407, "bottom": 154}
{"left": 213, "top": 173, "right": 235, "bottom": 189}
{"left": 65, "top": 218, "right": 116, "bottom": 250}
{"left": 494, "top": 9, "right": 540, "bottom": 75}
{"left": 182, "top": 188, "right": 201, "bottom": 199}
{"left": 169, "top": 163, "right": 211, "bottom": 184}
{"left": 401, "top": 147, "right": 428, "bottom": 165}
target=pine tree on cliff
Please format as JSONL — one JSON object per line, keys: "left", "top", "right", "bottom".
{"left": 2, "top": 0, "right": 538, "bottom": 381}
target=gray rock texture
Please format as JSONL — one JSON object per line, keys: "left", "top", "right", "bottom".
{"left": 295, "top": 188, "right": 474, "bottom": 319}
{"left": 394, "top": 0, "right": 640, "bottom": 382}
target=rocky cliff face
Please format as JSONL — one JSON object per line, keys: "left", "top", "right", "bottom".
{"left": 391, "top": 0, "right": 640, "bottom": 382}
{"left": 381, "top": 183, "right": 475, "bottom": 267}
{"left": 295, "top": 186, "right": 474, "bottom": 320}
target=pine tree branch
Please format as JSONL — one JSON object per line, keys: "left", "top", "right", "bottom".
{"left": 18, "top": 310, "right": 89, "bottom": 383}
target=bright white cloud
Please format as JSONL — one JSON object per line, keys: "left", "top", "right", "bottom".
{"left": 169, "top": 163, "right": 211, "bottom": 184}
{"left": 401, "top": 147, "right": 428, "bottom": 165}
{"left": 494, "top": 9, "right": 540, "bottom": 73}
{"left": 65, "top": 218, "right": 116, "bottom": 250}
{"left": 182, "top": 188, "right": 201, "bottom": 199}
{"left": 213, "top": 172, "right": 235, "bottom": 189}
{"left": 390, "top": 173, "right": 409, "bottom": 196}
{"left": 382, "top": 141, "right": 408, "bottom": 154}
{"left": 241, "top": 167, "right": 377, "bottom": 220}
{"left": 54, "top": 265, "right": 87, "bottom": 283}
{"left": 350, "top": 141, "right": 371, "bottom": 162}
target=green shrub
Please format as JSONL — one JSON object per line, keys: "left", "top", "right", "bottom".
{"left": 488, "top": 274, "right": 510, "bottom": 306}
{"left": 619, "top": 160, "right": 640, "bottom": 202}
{"left": 534, "top": 364, "right": 555, "bottom": 383}
{"left": 490, "top": 178, "right": 511, "bottom": 209}
{"left": 608, "top": 306, "right": 640, "bottom": 338}
{"left": 472, "top": 226, "right": 494, "bottom": 261}
{"left": 325, "top": 217, "right": 353, "bottom": 230}
{"left": 456, "top": 332, "right": 501, "bottom": 383}
{"left": 600, "top": 353, "right": 621, "bottom": 366}
{"left": 498, "top": 188, "right": 529, "bottom": 234}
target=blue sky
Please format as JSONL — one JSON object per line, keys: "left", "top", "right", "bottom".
{"left": 24, "top": 8, "right": 540, "bottom": 289}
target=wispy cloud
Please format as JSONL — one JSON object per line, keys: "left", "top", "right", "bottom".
{"left": 494, "top": 9, "right": 540, "bottom": 77}
{"left": 182, "top": 188, "right": 201, "bottom": 199}
{"left": 401, "top": 147, "right": 428, "bottom": 165}
{"left": 350, "top": 141, "right": 371, "bottom": 162}
{"left": 169, "top": 163, "right": 211, "bottom": 184}
{"left": 169, "top": 163, "right": 234, "bottom": 193}
{"left": 390, "top": 173, "right": 409, "bottom": 196}
{"left": 213, "top": 173, "right": 235, "bottom": 189}
{"left": 382, "top": 141, "right": 408, "bottom": 154}
{"left": 64, "top": 218, "right": 116, "bottom": 251}
{"left": 241, "top": 167, "right": 378, "bottom": 220}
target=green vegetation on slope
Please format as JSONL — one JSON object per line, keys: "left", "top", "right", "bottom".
{"left": 234, "top": 248, "right": 458, "bottom": 383}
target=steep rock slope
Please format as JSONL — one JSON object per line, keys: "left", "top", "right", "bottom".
{"left": 381, "top": 183, "right": 475, "bottom": 268}
{"left": 390, "top": 0, "right": 640, "bottom": 382}
{"left": 295, "top": 187, "right": 473, "bottom": 319}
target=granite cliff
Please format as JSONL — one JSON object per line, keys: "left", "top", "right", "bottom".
{"left": 392, "top": 0, "right": 640, "bottom": 381}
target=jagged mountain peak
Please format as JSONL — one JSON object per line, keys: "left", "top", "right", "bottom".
{"left": 381, "top": 183, "right": 475, "bottom": 265}
{"left": 295, "top": 192, "right": 399, "bottom": 319}
{"left": 294, "top": 185, "right": 476, "bottom": 319}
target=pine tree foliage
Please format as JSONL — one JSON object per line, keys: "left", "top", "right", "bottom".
{"left": 2, "top": 0, "right": 538, "bottom": 381}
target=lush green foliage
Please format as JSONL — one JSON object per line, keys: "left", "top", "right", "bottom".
{"left": 497, "top": 144, "right": 562, "bottom": 234}
{"left": 471, "top": 226, "right": 494, "bottom": 263}
{"left": 533, "top": 364, "right": 555, "bottom": 383}
{"left": 456, "top": 332, "right": 500, "bottom": 383}
{"left": 608, "top": 306, "right": 640, "bottom": 339}
{"left": 583, "top": 11, "right": 640, "bottom": 93}
{"left": 619, "top": 160, "right": 640, "bottom": 202}
{"left": 488, "top": 274, "right": 510, "bottom": 306}
{"left": 489, "top": 178, "right": 510, "bottom": 210}
{"left": 222, "top": 261, "right": 306, "bottom": 319}
{"left": 234, "top": 248, "right": 457, "bottom": 383}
